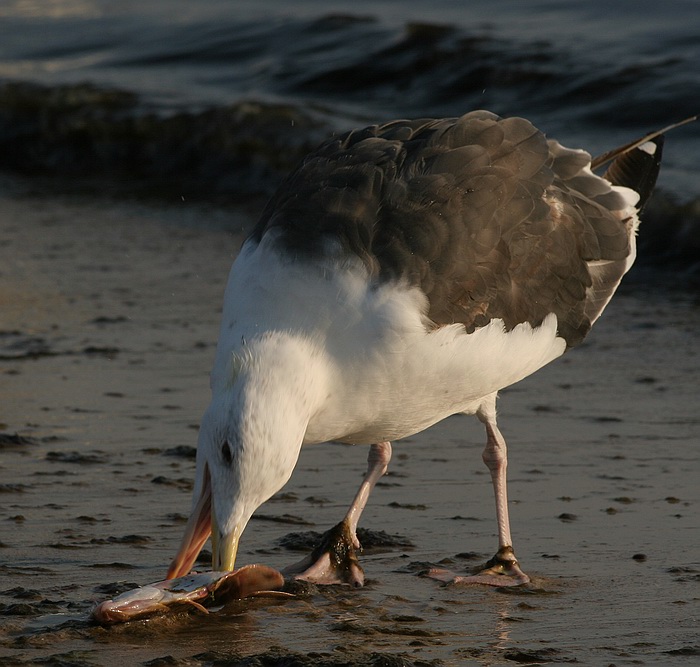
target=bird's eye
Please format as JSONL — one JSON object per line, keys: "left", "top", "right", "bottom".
{"left": 221, "top": 441, "right": 233, "bottom": 466}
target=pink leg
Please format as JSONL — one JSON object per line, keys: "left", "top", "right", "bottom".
{"left": 344, "top": 441, "right": 392, "bottom": 541}
{"left": 283, "top": 442, "right": 392, "bottom": 586}
{"left": 428, "top": 398, "right": 530, "bottom": 586}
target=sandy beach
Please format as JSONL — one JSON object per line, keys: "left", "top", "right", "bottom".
{"left": 1, "top": 187, "right": 699, "bottom": 666}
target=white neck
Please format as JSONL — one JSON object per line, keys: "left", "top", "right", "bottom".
{"left": 200, "top": 330, "right": 331, "bottom": 536}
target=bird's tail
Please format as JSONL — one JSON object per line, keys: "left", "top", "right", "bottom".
{"left": 580, "top": 116, "right": 696, "bottom": 331}
{"left": 592, "top": 115, "right": 697, "bottom": 210}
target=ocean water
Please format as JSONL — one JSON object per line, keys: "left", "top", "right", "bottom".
{"left": 0, "top": 0, "right": 699, "bottom": 254}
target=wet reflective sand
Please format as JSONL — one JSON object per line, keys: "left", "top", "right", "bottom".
{"left": 1, "top": 193, "right": 698, "bottom": 666}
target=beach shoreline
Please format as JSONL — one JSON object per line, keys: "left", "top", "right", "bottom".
{"left": 1, "top": 190, "right": 698, "bottom": 666}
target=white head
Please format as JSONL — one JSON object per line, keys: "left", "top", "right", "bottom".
{"left": 167, "top": 333, "right": 325, "bottom": 578}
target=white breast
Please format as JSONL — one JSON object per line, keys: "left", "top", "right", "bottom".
{"left": 215, "top": 235, "right": 567, "bottom": 447}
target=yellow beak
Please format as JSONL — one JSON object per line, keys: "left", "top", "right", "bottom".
{"left": 211, "top": 508, "right": 241, "bottom": 572}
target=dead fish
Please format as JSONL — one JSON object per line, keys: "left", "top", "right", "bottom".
{"left": 92, "top": 564, "right": 288, "bottom": 624}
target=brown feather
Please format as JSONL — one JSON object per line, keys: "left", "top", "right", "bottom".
{"left": 250, "top": 111, "right": 670, "bottom": 348}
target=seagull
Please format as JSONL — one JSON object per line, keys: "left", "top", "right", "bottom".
{"left": 166, "top": 110, "right": 684, "bottom": 587}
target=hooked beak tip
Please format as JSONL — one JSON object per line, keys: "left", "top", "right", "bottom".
{"left": 211, "top": 511, "right": 241, "bottom": 572}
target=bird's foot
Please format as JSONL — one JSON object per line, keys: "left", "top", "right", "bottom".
{"left": 282, "top": 519, "right": 364, "bottom": 587}
{"left": 426, "top": 546, "right": 530, "bottom": 587}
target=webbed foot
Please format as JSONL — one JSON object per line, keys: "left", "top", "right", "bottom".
{"left": 426, "top": 546, "right": 530, "bottom": 587}
{"left": 282, "top": 519, "right": 364, "bottom": 587}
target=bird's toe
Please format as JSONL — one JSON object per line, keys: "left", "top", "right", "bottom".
{"left": 282, "top": 520, "right": 365, "bottom": 587}
{"left": 425, "top": 546, "right": 530, "bottom": 587}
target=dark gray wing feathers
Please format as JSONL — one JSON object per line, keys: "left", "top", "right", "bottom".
{"left": 251, "top": 111, "right": 661, "bottom": 348}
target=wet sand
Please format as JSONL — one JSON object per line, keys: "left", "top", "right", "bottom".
{"left": 1, "top": 189, "right": 698, "bottom": 666}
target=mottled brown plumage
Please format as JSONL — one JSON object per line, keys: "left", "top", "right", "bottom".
{"left": 251, "top": 111, "right": 658, "bottom": 348}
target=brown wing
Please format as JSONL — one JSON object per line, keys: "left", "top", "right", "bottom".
{"left": 251, "top": 111, "right": 654, "bottom": 348}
